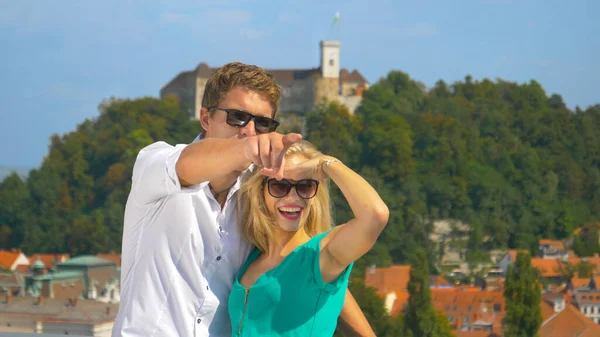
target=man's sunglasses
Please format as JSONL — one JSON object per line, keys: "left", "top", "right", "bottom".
{"left": 211, "top": 107, "right": 279, "bottom": 134}
{"left": 266, "top": 178, "right": 319, "bottom": 200}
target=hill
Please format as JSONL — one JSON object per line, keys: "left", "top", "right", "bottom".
{"left": 0, "top": 166, "right": 31, "bottom": 181}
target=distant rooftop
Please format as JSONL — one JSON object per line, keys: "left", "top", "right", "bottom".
{"left": 31, "top": 270, "right": 83, "bottom": 281}
{"left": 57, "top": 255, "right": 115, "bottom": 268}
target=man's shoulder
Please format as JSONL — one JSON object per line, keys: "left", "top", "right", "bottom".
{"left": 140, "top": 140, "right": 178, "bottom": 153}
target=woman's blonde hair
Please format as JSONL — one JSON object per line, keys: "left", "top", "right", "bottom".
{"left": 238, "top": 140, "right": 333, "bottom": 254}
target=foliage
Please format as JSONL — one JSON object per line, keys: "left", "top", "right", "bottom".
{"left": 503, "top": 252, "right": 542, "bottom": 337}
{"left": 0, "top": 96, "right": 198, "bottom": 253}
{"left": 1, "top": 70, "right": 599, "bottom": 265}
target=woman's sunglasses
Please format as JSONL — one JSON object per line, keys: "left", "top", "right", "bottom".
{"left": 211, "top": 107, "right": 280, "bottom": 134}
{"left": 266, "top": 178, "right": 319, "bottom": 199}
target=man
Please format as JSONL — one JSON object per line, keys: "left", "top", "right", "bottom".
{"left": 113, "top": 62, "right": 374, "bottom": 337}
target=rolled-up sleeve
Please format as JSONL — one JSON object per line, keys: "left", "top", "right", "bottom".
{"left": 130, "top": 141, "right": 204, "bottom": 205}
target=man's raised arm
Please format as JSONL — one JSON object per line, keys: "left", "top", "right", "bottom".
{"left": 176, "top": 132, "right": 302, "bottom": 187}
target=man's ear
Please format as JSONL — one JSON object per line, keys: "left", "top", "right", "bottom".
{"left": 199, "top": 107, "right": 211, "bottom": 132}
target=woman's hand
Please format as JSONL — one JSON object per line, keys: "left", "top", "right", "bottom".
{"left": 260, "top": 156, "right": 337, "bottom": 182}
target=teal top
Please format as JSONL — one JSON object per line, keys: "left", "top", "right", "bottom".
{"left": 228, "top": 231, "right": 353, "bottom": 337}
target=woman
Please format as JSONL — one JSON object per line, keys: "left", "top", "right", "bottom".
{"left": 229, "top": 141, "right": 389, "bottom": 336}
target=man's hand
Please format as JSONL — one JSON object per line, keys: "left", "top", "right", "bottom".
{"left": 243, "top": 132, "right": 302, "bottom": 180}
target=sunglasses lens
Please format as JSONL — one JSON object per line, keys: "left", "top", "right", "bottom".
{"left": 296, "top": 180, "right": 318, "bottom": 199}
{"left": 268, "top": 180, "right": 291, "bottom": 198}
{"left": 227, "top": 110, "right": 251, "bottom": 127}
{"left": 254, "top": 117, "right": 278, "bottom": 133}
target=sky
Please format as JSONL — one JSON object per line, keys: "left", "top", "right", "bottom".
{"left": 0, "top": 0, "right": 598, "bottom": 168}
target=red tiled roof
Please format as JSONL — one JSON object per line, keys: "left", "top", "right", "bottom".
{"left": 340, "top": 69, "right": 368, "bottom": 84}
{"left": 541, "top": 300, "right": 556, "bottom": 321}
{"left": 389, "top": 291, "right": 410, "bottom": 316}
{"left": 540, "top": 304, "right": 600, "bottom": 337}
{"left": 364, "top": 265, "right": 411, "bottom": 294}
{"left": 429, "top": 275, "right": 451, "bottom": 287}
{"left": 539, "top": 239, "right": 565, "bottom": 251}
{"left": 531, "top": 258, "right": 567, "bottom": 277}
{"left": 570, "top": 277, "right": 591, "bottom": 289}
{"left": 28, "top": 253, "right": 70, "bottom": 269}
{"left": 431, "top": 289, "right": 505, "bottom": 332}
{"left": 0, "top": 251, "right": 25, "bottom": 271}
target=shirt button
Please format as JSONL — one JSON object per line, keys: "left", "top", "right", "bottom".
{"left": 197, "top": 318, "right": 201, "bottom": 324}
{"left": 216, "top": 256, "right": 222, "bottom": 261}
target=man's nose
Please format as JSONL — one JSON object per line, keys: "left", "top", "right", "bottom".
{"left": 240, "top": 119, "right": 256, "bottom": 137}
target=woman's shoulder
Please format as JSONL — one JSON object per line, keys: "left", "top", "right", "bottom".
{"left": 300, "top": 228, "right": 333, "bottom": 251}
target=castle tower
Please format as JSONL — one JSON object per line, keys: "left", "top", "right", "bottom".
{"left": 315, "top": 40, "right": 341, "bottom": 107}
{"left": 320, "top": 40, "right": 340, "bottom": 79}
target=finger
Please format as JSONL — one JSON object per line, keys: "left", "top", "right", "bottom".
{"left": 260, "top": 168, "right": 278, "bottom": 177}
{"left": 245, "top": 137, "right": 261, "bottom": 166}
{"left": 259, "top": 136, "right": 271, "bottom": 168}
{"left": 271, "top": 133, "right": 301, "bottom": 175}
{"left": 270, "top": 137, "right": 284, "bottom": 170}
{"left": 275, "top": 156, "right": 286, "bottom": 180}
{"left": 282, "top": 133, "right": 302, "bottom": 148}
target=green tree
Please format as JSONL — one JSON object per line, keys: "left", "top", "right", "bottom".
{"left": 0, "top": 96, "right": 197, "bottom": 255}
{"left": 503, "top": 252, "right": 542, "bottom": 337}
{"left": 335, "top": 278, "right": 395, "bottom": 337}
{"left": 403, "top": 249, "right": 454, "bottom": 337}
{"left": 305, "top": 101, "right": 361, "bottom": 166}
{"left": 0, "top": 173, "right": 32, "bottom": 248}
{"left": 572, "top": 227, "right": 600, "bottom": 257}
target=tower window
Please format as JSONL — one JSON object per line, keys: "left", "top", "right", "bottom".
{"left": 329, "top": 59, "right": 334, "bottom": 66}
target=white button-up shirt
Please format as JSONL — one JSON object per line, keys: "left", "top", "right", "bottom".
{"left": 112, "top": 140, "right": 254, "bottom": 337}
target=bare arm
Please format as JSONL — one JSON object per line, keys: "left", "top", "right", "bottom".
{"left": 272, "top": 156, "right": 388, "bottom": 283}
{"left": 176, "top": 133, "right": 302, "bottom": 187}
{"left": 319, "top": 158, "right": 389, "bottom": 282}
{"left": 338, "top": 289, "right": 377, "bottom": 337}
{"left": 176, "top": 136, "right": 249, "bottom": 187}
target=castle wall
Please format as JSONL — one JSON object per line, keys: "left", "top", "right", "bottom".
{"left": 279, "top": 78, "right": 317, "bottom": 114}
{"left": 336, "top": 95, "right": 363, "bottom": 115}
{"left": 160, "top": 72, "right": 196, "bottom": 119}
{"left": 194, "top": 77, "right": 209, "bottom": 120}
{"left": 314, "top": 77, "right": 340, "bottom": 107}
{"left": 341, "top": 82, "right": 361, "bottom": 96}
